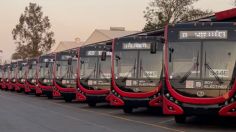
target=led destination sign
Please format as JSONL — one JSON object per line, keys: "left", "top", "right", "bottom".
{"left": 179, "top": 30, "right": 228, "bottom": 39}
{"left": 86, "top": 51, "right": 112, "bottom": 56}
{"left": 122, "top": 43, "right": 151, "bottom": 49}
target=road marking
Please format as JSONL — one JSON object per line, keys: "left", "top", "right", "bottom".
{"left": 0, "top": 92, "right": 121, "bottom": 132}
{"left": 48, "top": 101, "right": 184, "bottom": 132}
{"left": 158, "top": 119, "right": 175, "bottom": 124}
{"left": 1, "top": 91, "right": 184, "bottom": 132}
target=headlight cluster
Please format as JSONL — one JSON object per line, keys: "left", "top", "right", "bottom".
{"left": 12, "top": 79, "right": 16, "bottom": 82}
{"left": 165, "top": 93, "right": 181, "bottom": 106}
{"left": 149, "top": 92, "right": 162, "bottom": 103}
{"left": 21, "top": 79, "right": 25, "bottom": 82}
{"left": 43, "top": 79, "right": 52, "bottom": 83}
{"left": 220, "top": 94, "right": 236, "bottom": 112}
{"left": 62, "top": 80, "right": 71, "bottom": 85}
{"left": 111, "top": 89, "right": 121, "bottom": 98}
{"left": 31, "top": 79, "right": 36, "bottom": 83}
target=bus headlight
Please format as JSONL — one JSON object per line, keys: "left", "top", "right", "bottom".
{"left": 62, "top": 80, "right": 67, "bottom": 84}
{"left": 43, "top": 79, "right": 48, "bottom": 83}
{"left": 32, "top": 79, "right": 36, "bottom": 83}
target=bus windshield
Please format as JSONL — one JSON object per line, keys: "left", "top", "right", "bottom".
{"left": 114, "top": 41, "right": 162, "bottom": 93}
{"left": 168, "top": 41, "right": 236, "bottom": 98}
{"left": 39, "top": 62, "right": 54, "bottom": 86}
{"left": 28, "top": 65, "right": 37, "bottom": 79}
{"left": 10, "top": 68, "right": 15, "bottom": 80}
{"left": 56, "top": 60, "right": 77, "bottom": 88}
{"left": 80, "top": 55, "right": 111, "bottom": 90}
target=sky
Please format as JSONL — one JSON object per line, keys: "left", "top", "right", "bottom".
{"left": 0, "top": 0, "right": 234, "bottom": 61}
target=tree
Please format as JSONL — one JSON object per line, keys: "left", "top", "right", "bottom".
{"left": 12, "top": 3, "right": 55, "bottom": 59}
{"left": 143, "top": 0, "right": 213, "bottom": 31}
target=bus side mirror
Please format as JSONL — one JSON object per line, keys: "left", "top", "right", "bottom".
{"left": 29, "top": 64, "right": 32, "bottom": 69}
{"left": 101, "top": 51, "right": 106, "bottom": 61}
{"left": 56, "top": 64, "right": 60, "bottom": 71}
{"left": 150, "top": 42, "right": 157, "bottom": 54}
{"left": 46, "top": 62, "right": 49, "bottom": 68}
{"left": 169, "top": 48, "right": 174, "bottom": 62}
{"left": 68, "top": 58, "right": 72, "bottom": 65}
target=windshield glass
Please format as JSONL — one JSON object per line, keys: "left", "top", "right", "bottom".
{"left": 4, "top": 68, "right": 9, "bottom": 79}
{"left": 18, "top": 66, "right": 25, "bottom": 79}
{"left": 39, "top": 62, "right": 54, "bottom": 79}
{"left": 80, "top": 57, "right": 97, "bottom": 79}
{"left": 10, "top": 67, "right": 15, "bottom": 79}
{"left": 80, "top": 56, "right": 111, "bottom": 90}
{"left": 114, "top": 44, "right": 163, "bottom": 93}
{"left": 28, "top": 65, "right": 37, "bottom": 79}
{"left": 115, "top": 51, "right": 137, "bottom": 79}
{"left": 56, "top": 60, "right": 77, "bottom": 88}
{"left": 56, "top": 60, "right": 77, "bottom": 79}
{"left": 168, "top": 41, "right": 236, "bottom": 98}
{"left": 39, "top": 62, "right": 54, "bottom": 86}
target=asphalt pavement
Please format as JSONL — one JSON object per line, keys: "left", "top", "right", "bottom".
{"left": 0, "top": 90, "right": 236, "bottom": 132}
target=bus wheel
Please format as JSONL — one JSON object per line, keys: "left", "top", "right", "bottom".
{"left": 16, "top": 90, "right": 21, "bottom": 93}
{"left": 35, "top": 93, "right": 41, "bottom": 97}
{"left": 175, "top": 115, "right": 186, "bottom": 124}
{"left": 123, "top": 106, "right": 133, "bottom": 113}
{"left": 47, "top": 94, "right": 53, "bottom": 99}
{"left": 88, "top": 102, "right": 96, "bottom": 107}
{"left": 65, "top": 98, "right": 73, "bottom": 103}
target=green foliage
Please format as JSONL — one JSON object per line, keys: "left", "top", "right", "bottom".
{"left": 143, "top": 0, "right": 213, "bottom": 31}
{"left": 12, "top": 3, "right": 55, "bottom": 60}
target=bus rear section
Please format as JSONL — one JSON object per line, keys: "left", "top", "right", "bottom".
{"left": 15, "top": 60, "right": 27, "bottom": 93}
{"left": 77, "top": 43, "right": 112, "bottom": 107}
{"left": 108, "top": 36, "right": 164, "bottom": 113}
{"left": 54, "top": 49, "right": 77, "bottom": 102}
{"left": 38, "top": 54, "right": 55, "bottom": 98}
{"left": 8, "top": 62, "right": 17, "bottom": 91}
{"left": 25, "top": 58, "right": 39, "bottom": 95}
{"left": 163, "top": 22, "right": 236, "bottom": 123}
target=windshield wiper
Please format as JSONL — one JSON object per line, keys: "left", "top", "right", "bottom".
{"left": 83, "top": 63, "right": 97, "bottom": 81}
{"left": 121, "top": 59, "right": 136, "bottom": 82}
{"left": 140, "top": 59, "right": 153, "bottom": 82}
{"left": 99, "top": 63, "right": 110, "bottom": 81}
{"left": 179, "top": 51, "right": 199, "bottom": 83}
{"left": 204, "top": 52, "right": 224, "bottom": 84}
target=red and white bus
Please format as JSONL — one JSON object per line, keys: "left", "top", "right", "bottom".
{"left": 53, "top": 49, "right": 77, "bottom": 101}
{"left": 2, "top": 64, "right": 10, "bottom": 90}
{"left": 38, "top": 54, "right": 55, "bottom": 98}
{"left": 108, "top": 36, "right": 164, "bottom": 113}
{"left": 25, "top": 58, "right": 39, "bottom": 95}
{"left": 8, "top": 62, "right": 17, "bottom": 91}
{"left": 163, "top": 22, "right": 236, "bottom": 123}
{"left": 15, "top": 60, "right": 27, "bottom": 92}
{"left": 77, "top": 43, "right": 112, "bottom": 107}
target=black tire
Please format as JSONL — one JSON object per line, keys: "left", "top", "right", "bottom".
{"left": 64, "top": 98, "right": 73, "bottom": 103}
{"left": 88, "top": 102, "right": 96, "bottom": 107}
{"left": 16, "top": 90, "right": 21, "bottom": 93}
{"left": 175, "top": 115, "right": 186, "bottom": 124}
{"left": 47, "top": 93, "right": 53, "bottom": 99}
{"left": 35, "top": 93, "right": 41, "bottom": 97}
{"left": 123, "top": 106, "right": 133, "bottom": 114}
